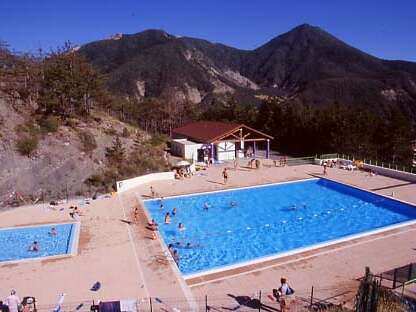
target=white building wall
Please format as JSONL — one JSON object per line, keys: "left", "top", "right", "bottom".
{"left": 217, "top": 141, "right": 235, "bottom": 161}
{"left": 184, "top": 143, "right": 203, "bottom": 162}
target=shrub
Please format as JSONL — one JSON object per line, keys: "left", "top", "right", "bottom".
{"left": 77, "top": 129, "right": 97, "bottom": 153}
{"left": 38, "top": 115, "right": 60, "bottom": 133}
{"left": 149, "top": 133, "right": 167, "bottom": 146}
{"left": 65, "top": 118, "right": 79, "bottom": 128}
{"left": 122, "top": 127, "right": 130, "bottom": 138}
{"left": 85, "top": 174, "right": 103, "bottom": 187}
{"left": 104, "top": 127, "right": 118, "bottom": 136}
{"left": 15, "top": 122, "right": 40, "bottom": 136}
{"left": 16, "top": 135, "right": 39, "bottom": 156}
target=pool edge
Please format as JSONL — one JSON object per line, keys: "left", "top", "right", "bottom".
{"left": 0, "top": 221, "right": 81, "bottom": 265}
{"left": 183, "top": 219, "right": 416, "bottom": 281}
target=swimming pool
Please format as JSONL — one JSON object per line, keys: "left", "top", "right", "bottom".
{"left": 144, "top": 179, "right": 416, "bottom": 277}
{"left": 0, "top": 222, "right": 80, "bottom": 263}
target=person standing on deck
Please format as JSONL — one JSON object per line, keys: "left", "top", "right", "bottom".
{"left": 222, "top": 168, "right": 228, "bottom": 184}
{"left": 5, "top": 290, "right": 20, "bottom": 312}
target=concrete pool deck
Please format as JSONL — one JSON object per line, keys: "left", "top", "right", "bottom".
{"left": 0, "top": 163, "right": 416, "bottom": 310}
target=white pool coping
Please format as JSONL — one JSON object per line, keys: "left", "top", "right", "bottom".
{"left": 0, "top": 221, "right": 81, "bottom": 265}
{"left": 183, "top": 219, "right": 416, "bottom": 280}
{"left": 143, "top": 177, "right": 318, "bottom": 202}
{"left": 142, "top": 176, "right": 416, "bottom": 281}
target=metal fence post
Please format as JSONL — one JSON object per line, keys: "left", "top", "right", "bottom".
{"left": 310, "top": 286, "right": 314, "bottom": 308}
{"left": 149, "top": 297, "right": 153, "bottom": 312}
{"left": 205, "top": 295, "right": 208, "bottom": 312}
{"left": 258, "top": 290, "right": 262, "bottom": 312}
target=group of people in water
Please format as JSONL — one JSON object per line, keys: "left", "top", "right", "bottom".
{"left": 28, "top": 227, "right": 57, "bottom": 252}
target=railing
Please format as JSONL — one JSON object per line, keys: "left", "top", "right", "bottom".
{"left": 20, "top": 286, "right": 352, "bottom": 312}
{"left": 338, "top": 154, "right": 415, "bottom": 174}
{"left": 286, "top": 156, "right": 316, "bottom": 166}
{"left": 318, "top": 153, "right": 416, "bottom": 174}
{"left": 320, "top": 153, "right": 339, "bottom": 160}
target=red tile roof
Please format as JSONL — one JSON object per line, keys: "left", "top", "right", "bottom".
{"left": 172, "top": 121, "right": 273, "bottom": 143}
{"left": 173, "top": 121, "right": 241, "bottom": 143}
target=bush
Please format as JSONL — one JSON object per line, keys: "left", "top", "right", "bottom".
{"left": 104, "top": 127, "right": 118, "bottom": 136}
{"left": 85, "top": 174, "right": 103, "bottom": 187}
{"left": 149, "top": 133, "right": 167, "bottom": 146}
{"left": 122, "top": 127, "right": 130, "bottom": 138}
{"left": 15, "top": 122, "right": 40, "bottom": 136}
{"left": 77, "top": 129, "right": 97, "bottom": 153}
{"left": 38, "top": 115, "right": 60, "bottom": 133}
{"left": 16, "top": 135, "right": 39, "bottom": 156}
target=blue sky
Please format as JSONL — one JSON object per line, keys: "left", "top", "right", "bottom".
{"left": 1, "top": 0, "right": 415, "bottom": 61}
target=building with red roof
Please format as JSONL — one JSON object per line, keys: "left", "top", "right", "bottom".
{"left": 171, "top": 121, "right": 273, "bottom": 162}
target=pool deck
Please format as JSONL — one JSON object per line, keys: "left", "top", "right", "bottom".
{"left": 1, "top": 163, "right": 416, "bottom": 310}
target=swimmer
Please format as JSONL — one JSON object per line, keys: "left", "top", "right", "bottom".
{"left": 49, "top": 227, "right": 57, "bottom": 236}
{"left": 230, "top": 201, "right": 237, "bottom": 207}
{"left": 172, "top": 208, "right": 177, "bottom": 216}
{"left": 29, "top": 241, "right": 39, "bottom": 252}
{"left": 203, "top": 202, "right": 209, "bottom": 210}
{"left": 178, "top": 223, "right": 186, "bottom": 231}
{"left": 164, "top": 212, "right": 171, "bottom": 224}
{"left": 185, "top": 242, "right": 200, "bottom": 249}
{"left": 173, "top": 250, "right": 180, "bottom": 265}
{"left": 168, "top": 244, "right": 175, "bottom": 255}
{"left": 159, "top": 203, "right": 164, "bottom": 210}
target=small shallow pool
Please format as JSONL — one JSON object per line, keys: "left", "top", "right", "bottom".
{"left": 144, "top": 178, "right": 416, "bottom": 276}
{"left": 0, "top": 222, "right": 80, "bottom": 263}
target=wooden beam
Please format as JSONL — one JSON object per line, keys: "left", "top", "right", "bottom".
{"left": 213, "top": 138, "right": 267, "bottom": 144}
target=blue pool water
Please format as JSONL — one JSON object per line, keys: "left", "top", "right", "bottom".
{"left": 144, "top": 179, "right": 416, "bottom": 275}
{"left": 0, "top": 223, "right": 77, "bottom": 262}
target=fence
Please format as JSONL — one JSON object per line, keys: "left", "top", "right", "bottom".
{"left": 24, "top": 285, "right": 354, "bottom": 312}
{"left": 354, "top": 267, "right": 415, "bottom": 312}
{"left": 286, "top": 156, "right": 316, "bottom": 166}
{"left": 336, "top": 154, "right": 416, "bottom": 174}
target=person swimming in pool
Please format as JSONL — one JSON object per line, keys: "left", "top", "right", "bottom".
{"left": 49, "top": 227, "right": 57, "bottom": 236}
{"left": 172, "top": 207, "right": 177, "bottom": 216}
{"left": 168, "top": 244, "right": 175, "bottom": 255}
{"left": 230, "top": 201, "right": 237, "bottom": 207}
{"left": 173, "top": 250, "right": 180, "bottom": 265}
{"left": 203, "top": 202, "right": 210, "bottom": 210}
{"left": 164, "top": 212, "right": 171, "bottom": 224}
{"left": 178, "top": 222, "right": 186, "bottom": 231}
{"left": 29, "top": 241, "right": 39, "bottom": 252}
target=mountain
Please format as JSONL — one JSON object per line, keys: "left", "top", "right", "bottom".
{"left": 79, "top": 24, "right": 416, "bottom": 117}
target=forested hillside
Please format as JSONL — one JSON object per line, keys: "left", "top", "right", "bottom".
{"left": 0, "top": 42, "right": 167, "bottom": 207}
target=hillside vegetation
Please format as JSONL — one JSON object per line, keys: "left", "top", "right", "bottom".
{"left": 78, "top": 25, "right": 416, "bottom": 166}
{"left": 0, "top": 42, "right": 167, "bottom": 207}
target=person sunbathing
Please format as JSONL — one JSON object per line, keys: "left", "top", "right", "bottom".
{"left": 148, "top": 219, "right": 159, "bottom": 231}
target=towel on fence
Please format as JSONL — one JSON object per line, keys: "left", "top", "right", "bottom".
{"left": 120, "top": 300, "right": 137, "bottom": 312}
{"left": 99, "top": 301, "right": 120, "bottom": 312}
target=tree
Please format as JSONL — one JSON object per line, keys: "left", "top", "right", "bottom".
{"left": 105, "top": 136, "right": 125, "bottom": 165}
{"left": 37, "top": 42, "right": 106, "bottom": 118}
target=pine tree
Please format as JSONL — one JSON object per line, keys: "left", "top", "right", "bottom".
{"left": 105, "top": 136, "right": 125, "bottom": 164}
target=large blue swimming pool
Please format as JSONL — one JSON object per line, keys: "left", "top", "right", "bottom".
{"left": 144, "top": 179, "right": 416, "bottom": 276}
{"left": 0, "top": 223, "right": 79, "bottom": 262}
